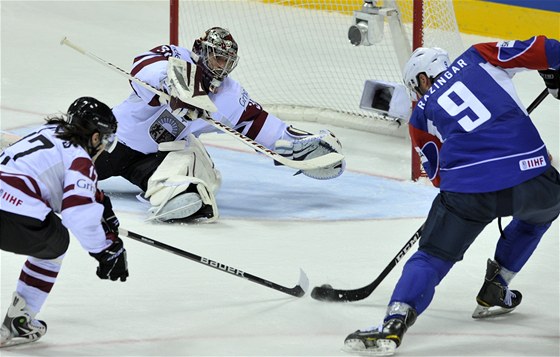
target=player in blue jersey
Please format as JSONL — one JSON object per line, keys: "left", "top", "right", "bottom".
{"left": 343, "top": 35, "right": 560, "bottom": 355}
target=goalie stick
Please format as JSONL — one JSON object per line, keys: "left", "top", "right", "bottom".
{"left": 119, "top": 228, "right": 309, "bottom": 297}
{"left": 310, "top": 88, "right": 551, "bottom": 303}
{"left": 60, "top": 37, "right": 344, "bottom": 171}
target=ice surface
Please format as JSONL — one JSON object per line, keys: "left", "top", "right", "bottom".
{"left": 1, "top": 2, "right": 558, "bottom": 356}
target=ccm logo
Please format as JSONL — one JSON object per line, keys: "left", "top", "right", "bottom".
{"left": 519, "top": 156, "right": 546, "bottom": 171}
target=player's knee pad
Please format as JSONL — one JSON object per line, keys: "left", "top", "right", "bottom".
{"left": 145, "top": 135, "right": 221, "bottom": 221}
{"left": 275, "top": 127, "right": 345, "bottom": 180}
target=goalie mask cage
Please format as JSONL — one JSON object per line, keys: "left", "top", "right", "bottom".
{"left": 169, "top": 0, "right": 464, "bottom": 180}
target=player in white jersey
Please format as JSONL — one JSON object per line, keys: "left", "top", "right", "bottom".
{"left": 95, "top": 27, "right": 345, "bottom": 222}
{"left": 0, "top": 97, "right": 129, "bottom": 347}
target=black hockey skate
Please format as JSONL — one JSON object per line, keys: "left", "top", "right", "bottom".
{"left": 343, "top": 304, "right": 417, "bottom": 356}
{"left": 1, "top": 293, "right": 47, "bottom": 348}
{"left": 472, "top": 259, "right": 522, "bottom": 319}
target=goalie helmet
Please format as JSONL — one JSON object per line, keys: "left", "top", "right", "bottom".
{"left": 403, "top": 47, "right": 450, "bottom": 94}
{"left": 67, "top": 97, "right": 118, "bottom": 154}
{"left": 192, "top": 27, "right": 239, "bottom": 85}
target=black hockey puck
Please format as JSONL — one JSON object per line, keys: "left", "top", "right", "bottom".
{"left": 311, "top": 284, "right": 338, "bottom": 301}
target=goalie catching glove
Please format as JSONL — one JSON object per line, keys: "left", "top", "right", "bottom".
{"left": 275, "top": 127, "right": 345, "bottom": 180}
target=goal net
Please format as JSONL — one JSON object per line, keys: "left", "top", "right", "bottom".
{"left": 171, "top": 0, "right": 464, "bottom": 179}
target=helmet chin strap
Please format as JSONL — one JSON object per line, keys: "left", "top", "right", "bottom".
{"left": 87, "top": 136, "right": 103, "bottom": 158}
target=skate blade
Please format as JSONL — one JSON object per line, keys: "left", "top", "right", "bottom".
{"left": 1, "top": 335, "right": 41, "bottom": 348}
{"left": 472, "top": 304, "right": 516, "bottom": 319}
{"left": 342, "top": 339, "right": 397, "bottom": 356}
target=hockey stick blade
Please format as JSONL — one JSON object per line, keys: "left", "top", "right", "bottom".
{"left": 61, "top": 37, "right": 343, "bottom": 171}
{"left": 119, "top": 228, "right": 309, "bottom": 297}
{"left": 311, "top": 224, "right": 423, "bottom": 302}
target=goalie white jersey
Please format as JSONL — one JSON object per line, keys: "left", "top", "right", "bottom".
{"left": 0, "top": 125, "right": 110, "bottom": 253}
{"left": 112, "top": 45, "right": 288, "bottom": 155}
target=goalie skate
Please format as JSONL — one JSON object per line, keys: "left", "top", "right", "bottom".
{"left": 147, "top": 192, "right": 203, "bottom": 222}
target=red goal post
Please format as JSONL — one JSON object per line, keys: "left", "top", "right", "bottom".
{"left": 169, "top": 0, "right": 464, "bottom": 181}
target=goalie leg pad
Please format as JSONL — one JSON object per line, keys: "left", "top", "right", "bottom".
{"left": 275, "top": 129, "right": 345, "bottom": 180}
{"left": 145, "top": 135, "right": 221, "bottom": 221}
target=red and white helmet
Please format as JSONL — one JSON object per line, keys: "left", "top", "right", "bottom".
{"left": 193, "top": 27, "right": 239, "bottom": 82}
{"left": 403, "top": 47, "right": 450, "bottom": 92}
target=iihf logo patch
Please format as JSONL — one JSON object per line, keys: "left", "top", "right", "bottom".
{"left": 519, "top": 156, "right": 546, "bottom": 171}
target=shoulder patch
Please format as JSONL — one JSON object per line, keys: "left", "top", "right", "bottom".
{"left": 496, "top": 40, "right": 515, "bottom": 48}
{"left": 496, "top": 38, "right": 535, "bottom": 62}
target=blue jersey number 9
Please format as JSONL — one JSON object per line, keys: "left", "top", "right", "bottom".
{"left": 437, "top": 82, "right": 491, "bottom": 132}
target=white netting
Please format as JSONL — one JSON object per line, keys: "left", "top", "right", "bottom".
{"left": 177, "top": 0, "right": 463, "bottom": 137}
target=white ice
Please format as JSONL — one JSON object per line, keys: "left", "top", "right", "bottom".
{"left": 1, "top": 2, "right": 558, "bottom": 356}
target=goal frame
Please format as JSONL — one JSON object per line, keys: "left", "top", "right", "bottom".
{"left": 169, "top": 0, "right": 429, "bottom": 180}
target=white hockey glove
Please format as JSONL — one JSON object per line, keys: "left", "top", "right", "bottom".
{"left": 539, "top": 69, "right": 560, "bottom": 99}
{"left": 275, "top": 128, "right": 345, "bottom": 180}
